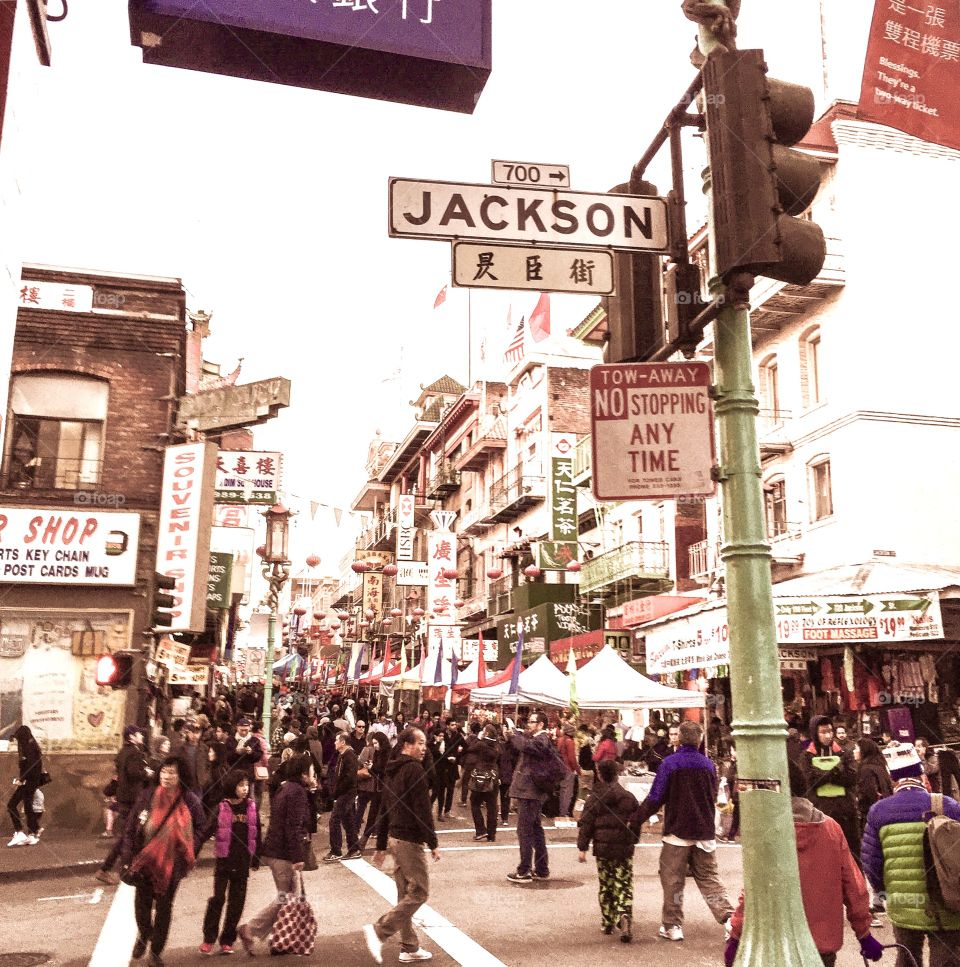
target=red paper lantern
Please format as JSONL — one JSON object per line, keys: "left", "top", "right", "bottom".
{"left": 442, "top": 567, "right": 459, "bottom": 580}
{"left": 486, "top": 567, "right": 503, "bottom": 580}
{"left": 293, "top": 606, "right": 307, "bottom": 616}
{"left": 256, "top": 545, "right": 266, "bottom": 558}
{"left": 328, "top": 621, "right": 341, "bottom": 631}
{"left": 524, "top": 564, "right": 541, "bottom": 578}
{"left": 390, "top": 607, "right": 403, "bottom": 618}
{"left": 351, "top": 561, "right": 368, "bottom": 574}
{"left": 305, "top": 554, "right": 321, "bottom": 568}
{"left": 412, "top": 607, "right": 425, "bottom": 618}
{"left": 454, "top": 599, "right": 465, "bottom": 608}
{"left": 337, "top": 611, "right": 350, "bottom": 622}
{"left": 382, "top": 563, "right": 399, "bottom": 576}
{"left": 365, "top": 608, "right": 375, "bottom": 620}
{"left": 381, "top": 615, "right": 392, "bottom": 623}
{"left": 566, "top": 560, "right": 582, "bottom": 573}
{"left": 313, "top": 612, "right": 323, "bottom": 621}
{"left": 359, "top": 620, "right": 370, "bottom": 629}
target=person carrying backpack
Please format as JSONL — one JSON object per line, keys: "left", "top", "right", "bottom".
{"left": 861, "top": 742, "right": 960, "bottom": 966}
{"left": 506, "top": 711, "right": 555, "bottom": 883}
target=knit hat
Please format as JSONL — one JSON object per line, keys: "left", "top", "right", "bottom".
{"left": 882, "top": 742, "right": 924, "bottom": 781}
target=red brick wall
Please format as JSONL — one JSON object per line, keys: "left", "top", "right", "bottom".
{"left": 546, "top": 367, "right": 591, "bottom": 435}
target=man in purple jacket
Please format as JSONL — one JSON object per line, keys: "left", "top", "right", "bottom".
{"left": 635, "top": 720, "right": 733, "bottom": 942}
{"left": 238, "top": 754, "right": 313, "bottom": 956}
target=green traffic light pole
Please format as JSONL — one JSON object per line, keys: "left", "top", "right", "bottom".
{"left": 693, "top": 4, "right": 823, "bottom": 964}
{"left": 260, "top": 559, "right": 290, "bottom": 751}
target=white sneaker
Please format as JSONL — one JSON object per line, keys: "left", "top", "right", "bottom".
{"left": 24, "top": 834, "right": 40, "bottom": 846}
{"left": 398, "top": 951, "right": 433, "bottom": 963}
{"left": 7, "top": 832, "right": 27, "bottom": 847}
{"left": 658, "top": 924, "right": 684, "bottom": 941}
{"left": 362, "top": 924, "right": 383, "bottom": 965}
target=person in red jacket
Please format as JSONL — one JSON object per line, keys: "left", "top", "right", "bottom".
{"left": 726, "top": 758, "right": 883, "bottom": 967}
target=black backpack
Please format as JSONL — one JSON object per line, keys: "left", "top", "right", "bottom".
{"left": 578, "top": 743, "right": 594, "bottom": 771}
{"left": 530, "top": 744, "right": 568, "bottom": 794}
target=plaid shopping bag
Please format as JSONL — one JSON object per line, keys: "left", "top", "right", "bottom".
{"left": 269, "top": 874, "right": 317, "bottom": 956}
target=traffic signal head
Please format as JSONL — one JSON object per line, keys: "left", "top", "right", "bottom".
{"left": 602, "top": 181, "right": 665, "bottom": 364}
{"left": 96, "top": 652, "right": 135, "bottom": 688}
{"left": 152, "top": 572, "right": 177, "bottom": 629}
{"left": 702, "top": 48, "right": 826, "bottom": 286}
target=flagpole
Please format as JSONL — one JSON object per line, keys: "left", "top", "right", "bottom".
{"left": 467, "top": 288, "right": 473, "bottom": 387}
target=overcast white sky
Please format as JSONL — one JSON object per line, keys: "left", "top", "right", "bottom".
{"left": 4, "top": 0, "right": 872, "bottom": 572}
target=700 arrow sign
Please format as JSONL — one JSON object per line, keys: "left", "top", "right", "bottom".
{"left": 492, "top": 159, "right": 570, "bottom": 189}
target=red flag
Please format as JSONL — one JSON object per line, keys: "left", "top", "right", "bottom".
{"left": 477, "top": 646, "right": 487, "bottom": 686}
{"left": 433, "top": 285, "right": 447, "bottom": 309}
{"left": 529, "top": 293, "right": 551, "bottom": 342}
{"left": 382, "top": 636, "right": 392, "bottom": 670}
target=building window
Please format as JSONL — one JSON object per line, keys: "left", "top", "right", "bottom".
{"left": 809, "top": 458, "right": 833, "bottom": 521}
{"left": 801, "top": 328, "right": 822, "bottom": 408}
{"left": 5, "top": 373, "right": 108, "bottom": 490}
{"left": 765, "top": 477, "right": 788, "bottom": 537}
{"left": 759, "top": 355, "right": 781, "bottom": 424}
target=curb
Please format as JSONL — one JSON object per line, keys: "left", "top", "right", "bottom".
{"left": 2, "top": 853, "right": 219, "bottom": 885}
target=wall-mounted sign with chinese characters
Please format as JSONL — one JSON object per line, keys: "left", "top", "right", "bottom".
{"left": 591, "top": 363, "right": 716, "bottom": 501}
{"left": 452, "top": 243, "right": 615, "bottom": 295}
{"left": 496, "top": 602, "right": 600, "bottom": 667}
{"left": 550, "top": 433, "right": 578, "bottom": 544}
{"left": 427, "top": 532, "right": 456, "bottom": 619}
{"left": 362, "top": 571, "right": 384, "bottom": 617}
{"left": 858, "top": 0, "right": 960, "bottom": 152}
{"left": 129, "top": 0, "right": 491, "bottom": 114}
{"left": 215, "top": 451, "right": 282, "bottom": 504}
{"left": 17, "top": 280, "right": 94, "bottom": 313}
{"left": 395, "top": 561, "right": 429, "bottom": 586}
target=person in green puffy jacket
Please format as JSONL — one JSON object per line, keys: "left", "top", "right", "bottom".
{"left": 861, "top": 742, "right": 960, "bottom": 966}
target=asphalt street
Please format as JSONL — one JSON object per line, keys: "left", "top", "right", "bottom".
{"left": 0, "top": 808, "right": 892, "bottom": 966}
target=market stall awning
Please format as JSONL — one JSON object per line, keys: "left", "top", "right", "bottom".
{"left": 468, "top": 654, "right": 567, "bottom": 706}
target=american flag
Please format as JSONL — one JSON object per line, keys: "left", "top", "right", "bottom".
{"left": 503, "top": 314, "right": 525, "bottom": 365}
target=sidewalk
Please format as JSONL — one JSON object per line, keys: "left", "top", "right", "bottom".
{"left": 0, "top": 829, "right": 218, "bottom": 884}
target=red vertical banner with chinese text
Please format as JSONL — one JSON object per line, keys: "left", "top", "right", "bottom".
{"left": 857, "top": 0, "right": 960, "bottom": 151}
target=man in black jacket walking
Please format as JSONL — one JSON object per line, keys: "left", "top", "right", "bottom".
{"left": 363, "top": 727, "right": 439, "bottom": 964}
{"left": 325, "top": 731, "right": 360, "bottom": 861}
{"left": 97, "top": 726, "right": 150, "bottom": 884}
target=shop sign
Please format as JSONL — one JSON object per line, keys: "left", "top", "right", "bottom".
{"left": 427, "top": 623, "right": 461, "bottom": 658}
{"left": 214, "top": 451, "right": 282, "bottom": 504}
{"left": 17, "top": 279, "right": 94, "bottom": 312}
{"left": 154, "top": 637, "right": 191, "bottom": 669}
{"left": 395, "top": 561, "right": 429, "bottom": 586}
{"left": 155, "top": 442, "right": 218, "bottom": 632}
{"left": 396, "top": 493, "right": 415, "bottom": 562}
{"left": 0, "top": 507, "right": 141, "bottom": 586}
{"left": 210, "top": 527, "right": 255, "bottom": 603}
{"left": 549, "top": 628, "right": 605, "bottom": 667}
{"left": 362, "top": 570, "right": 384, "bottom": 616}
{"left": 550, "top": 433, "right": 578, "bottom": 545}
{"left": 427, "top": 520, "right": 456, "bottom": 620}
{"left": 774, "top": 592, "right": 944, "bottom": 644}
{"left": 779, "top": 647, "right": 817, "bottom": 671}
{"left": 213, "top": 505, "right": 250, "bottom": 528}
{"left": 167, "top": 663, "right": 211, "bottom": 686}
{"left": 178, "top": 377, "right": 291, "bottom": 433}
{"left": 622, "top": 594, "right": 704, "bottom": 627}
{"left": 206, "top": 551, "right": 234, "bottom": 608}
{"left": 537, "top": 541, "right": 578, "bottom": 570}
{"left": 459, "top": 637, "right": 498, "bottom": 662}
{"left": 645, "top": 606, "right": 729, "bottom": 674}
{"left": 590, "top": 362, "right": 716, "bottom": 501}
{"left": 497, "top": 602, "right": 600, "bottom": 666}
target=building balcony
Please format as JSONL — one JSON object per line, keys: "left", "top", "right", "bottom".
{"left": 483, "top": 464, "right": 545, "bottom": 524}
{"left": 768, "top": 522, "right": 805, "bottom": 567}
{"left": 573, "top": 434, "right": 591, "bottom": 486}
{"left": 455, "top": 415, "right": 507, "bottom": 472}
{"left": 486, "top": 573, "right": 515, "bottom": 616}
{"left": 688, "top": 538, "right": 722, "bottom": 585}
{"left": 427, "top": 462, "right": 461, "bottom": 499}
{"left": 580, "top": 541, "right": 672, "bottom": 596}
{"left": 757, "top": 408, "right": 793, "bottom": 464}
{"left": 460, "top": 505, "right": 491, "bottom": 536}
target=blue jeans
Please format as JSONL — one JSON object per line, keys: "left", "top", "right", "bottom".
{"left": 329, "top": 794, "right": 358, "bottom": 855}
{"left": 516, "top": 798, "right": 548, "bottom": 877}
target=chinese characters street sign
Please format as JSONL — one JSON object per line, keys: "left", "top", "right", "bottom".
{"left": 452, "top": 242, "right": 615, "bottom": 295}
{"left": 215, "top": 451, "right": 282, "bottom": 504}
{"left": 389, "top": 179, "right": 670, "bottom": 252}
{"left": 491, "top": 160, "right": 570, "bottom": 189}
{"left": 858, "top": 0, "right": 960, "bottom": 152}
{"left": 590, "top": 363, "right": 716, "bottom": 501}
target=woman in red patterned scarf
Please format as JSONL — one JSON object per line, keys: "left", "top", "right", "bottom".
{"left": 121, "top": 756, "right": 205, "bottom": 967}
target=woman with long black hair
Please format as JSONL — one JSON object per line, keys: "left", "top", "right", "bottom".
{"left": 357, "top": 730, "right": 391, "bottom": 850}
{"left": 7, "top": 725, "right": 44, "bottom": 846}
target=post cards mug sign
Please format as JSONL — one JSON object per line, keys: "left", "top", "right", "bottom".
{"left": 590, "top": 363, "right": 716, "bottom": 501}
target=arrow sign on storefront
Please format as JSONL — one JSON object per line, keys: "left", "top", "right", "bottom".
{"left": 881, "top": 598, "right": 931, "bottom": 613}
{"left": 776, "top": 601, "right": 821, "bottom": 615}
{"left": 827, "top": 599, "right": 874, "bottom": 614}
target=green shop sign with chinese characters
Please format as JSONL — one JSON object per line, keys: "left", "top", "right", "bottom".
{"left": 496, "top": 602, "right": 599, "bottom": 668}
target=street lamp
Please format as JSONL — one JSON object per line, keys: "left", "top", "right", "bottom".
{"left": 260, "top": 503, "right": 294, "bottom": 748}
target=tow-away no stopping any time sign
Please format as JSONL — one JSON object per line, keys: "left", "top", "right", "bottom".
{"left": 389, "top": 177, "right": 669, "bottom": 252}
{"left": 590, "top": 362, "right": 716, "bottom": 502}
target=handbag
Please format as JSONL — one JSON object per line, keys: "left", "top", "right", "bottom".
{"left": 254, "top": 764, "right": 270, "bottom": 781}
{"left": 103, "top": 777, "right": 119, "bottom": 798}
{"left": 302, "top": 839, "right": 319, "bottom": 872}
{"left": 38, "top": 770, "right": 53, "bottom": 787}
{"left": 269, "top": 874, "right": 317, "bottom": 956}
{"left": 469, "top": 768, "right": 498, "bottom": 794}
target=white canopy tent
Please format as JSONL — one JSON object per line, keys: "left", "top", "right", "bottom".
{"left": 522, "top": 646, "right": 705, "bottom": 710}
{"left": 468, "top": 654, "right": 570, "bottom": 706}
{"left": 380, "top": 652, "right": 454, "bottom": 688}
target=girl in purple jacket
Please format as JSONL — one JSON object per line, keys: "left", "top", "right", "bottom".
{"left": 199, "top": 770, "right": 261, "bottom": 955}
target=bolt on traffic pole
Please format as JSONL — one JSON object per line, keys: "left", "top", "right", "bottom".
{"left": 692, "top": 3, "right": 824, "bottom": 964}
